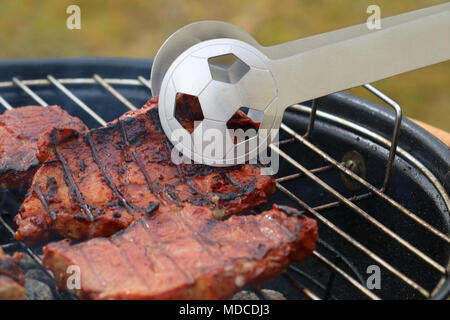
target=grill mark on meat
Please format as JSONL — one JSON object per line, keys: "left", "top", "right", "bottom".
{"left": 210, "top": 174, "right": 259, "bottom": 202}
{"left": 263, "top": 214, "right": 296, "bottom": 242}
{"left": 45, "top": 177, "right": 57, "bottom": 199}
{"left": 118, "top": 120, "right": 162, "bottom": 202}
{"left": 78, "top": 245, "right": 108, "bottom": 289}
{"left": 164, "top": 184, "right": 181, "bottom": 207}
{"left": 186, "top": 180, "right": 198, "bottom": 195}
{"left": 146, "top": 107, "right": 165, "bottom": 134}
{"left": 103, "top": 201, "right": 119, "bottom": 207}
{"left": 84, "top": 131, "right": 134, "bottom": 214}
{"left": 121, "top": 117, "right": 147, "bottom": 147}
{"left": 130, "top": 150, "right": 152, "bottom": 191}
{"left": 160, "top": 139, "right": 187, "bottom": 206}
{"left": 33, "top": 183, "right": 57, "bottom": 220}
{"left": 222, "top": 172, "right": 240, "bottom": 188}
{"left": 79, "top": 160, "right": 86, "bottom": 172}
{"left": 273, "top": 204, "right": 303, "bottom": 236}
{"left": 245, "top": 219, "right": 271, "bottom": 259}
{"left": 186, "top": 179, "right": 213, "bottom": 206}
{"left": 140, "top": 219, "right": 195, "bottom": 285}
{"left": 200, "top": 218, "right": 220, "bottom": 235}
{"left": 162, "top": 139, "right": 176, "bottom": 165}
{"left": 175, "top": 164, "right": 185, "bottom": 182}
{"left": 247, "top": 216, "right": 297, "bottom": 256}
{"left": 162, "top": 139, "right": 189, "bottom": 181}
{"left": 272, "top": 205, "right": 304, "bottom": 239}
{"left": 74, "top": 213, "right": 88, "bottom": 220}
{"left": 274, "top": 204, "right": 303, "bottom": 217}
{"left": 85, "top": 130, "right": 160, "bottom": 216}
{"left": 135, "top": 202, "right": 159, "bottom": 215}
{"left": 211, "top": 182, "right": 257, "bottom": 201}
{"left": 108, "top": 237, "right": 153, "bottom": 291}
{"left": 50, "top": 129, "right": 94, "bottom": 222}
{"left": 177, "top": 209, "right": 222, "bottom": 260}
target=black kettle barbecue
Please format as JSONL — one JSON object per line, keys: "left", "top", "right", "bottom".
{"left": 0, "top": 57, "right": 448, "bottom": 299}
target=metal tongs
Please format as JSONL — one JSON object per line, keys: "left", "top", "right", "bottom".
{"left": 151, "top": 3, "right": 450, "bottom": 166}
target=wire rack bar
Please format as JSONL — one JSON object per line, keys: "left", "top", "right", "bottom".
{"left": 93, "top": 74, "right": 137, "bottom": 111}
{"left": 0, "top": 217, "right": 45, "bottom": 270}
{"left": 46, "top": 75, "right": 107, "bottom": 126}
{"left": 282, "top": 272, "right": 321, "bottom": 300}
{"left": 0, "top": 95, "right": 13, "bottom": 110}
{"left": 275, "top": 164, "right": 335, "bottom": 183}
{"left": 0, "top": 78, "right": 144, "bottom": 88}
{"left": 317, "top": 238, "right": 366, "bottom": 284}
{"left": 286, "top": 265, "right": 337, "bottom": 299}
{"left": 309, "top": 192, "right": 372, "bottom": 213}
{"left": 312, "top": 251, "right": 380, "bottom": 300}
{"left": 302, "top": 98, "right": 318, "bottom": 139}
{"left": 250, "top": 287, "right": 269, "bottom": 300}
{"left": 12, "top": 77, "right": 48, "bottom": 106}
{"left": 362, "top": 84, "right": 402, "bottom": 191}
{"left": 138, "top": 76, "right": 152, "bottom": 90}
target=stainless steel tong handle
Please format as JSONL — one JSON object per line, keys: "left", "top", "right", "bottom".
{"left": 265, "top": 2, "right": 450, "bottom": 108}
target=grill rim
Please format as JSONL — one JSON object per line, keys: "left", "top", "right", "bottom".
{"left": 0, "top": 57, "right": 153, "bottom": 81}
{"left": 0, "top": 57, "right": 448, "bottom": 299}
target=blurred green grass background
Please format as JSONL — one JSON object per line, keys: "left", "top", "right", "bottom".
{"left": 0, "top": 0, "right": 448, "bottom": 130}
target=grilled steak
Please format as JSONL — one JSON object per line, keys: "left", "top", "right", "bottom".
{"left": 0, "top": 106, "right": 87, "bottom": 190}
{"left": 0, "top": 248, "right": 25, "bottom": 300}
{"left": 42, "top": 204, "right": 318, "bottom": 300}
{"left": 14, "top": 96, "right": 275, "bottom": 244}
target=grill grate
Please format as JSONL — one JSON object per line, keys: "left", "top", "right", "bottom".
{"left": 0, "top": 74, "right": 449, "bottom": 300}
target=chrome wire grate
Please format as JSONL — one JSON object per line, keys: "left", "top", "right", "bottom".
{"left": 0, "top": 74, "right": 449, "bottom": 300}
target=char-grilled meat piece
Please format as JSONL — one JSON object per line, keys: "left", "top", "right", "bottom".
{"left": 14, "top": 96, "right": 275, "bottom": 244}
{"left": 42, "top": 204, "right": 318, "bottom": 300}
{"left": 0, "top": 248, "right": 25, "bottom": 300}
{"left": 0, "top": 106, "right": 87, "bottom": 190}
